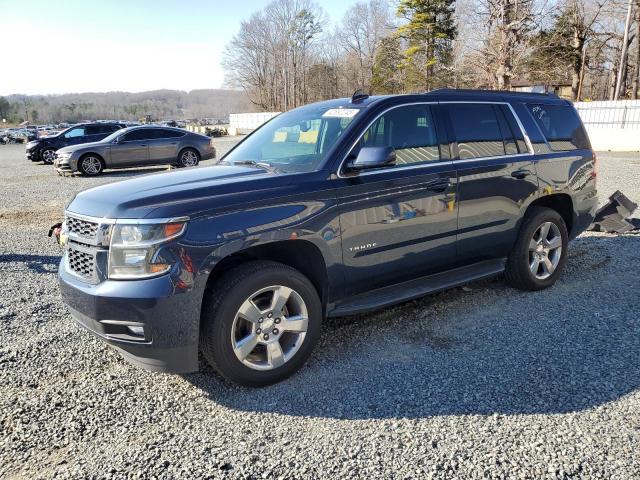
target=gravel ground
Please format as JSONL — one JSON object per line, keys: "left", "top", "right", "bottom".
{"left": 0, "top": 143, "right": 639, "bottom": 479}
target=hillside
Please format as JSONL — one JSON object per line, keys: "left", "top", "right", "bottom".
{"left": 4, "top": 89, "right": 255, "bottom": 123}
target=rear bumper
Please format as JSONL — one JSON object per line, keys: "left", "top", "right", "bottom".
{"left": 570, "top": 192, "right": 599, "bottom": 240}
{"left": 58, "top": 258, "right": 200, "bottom": 373}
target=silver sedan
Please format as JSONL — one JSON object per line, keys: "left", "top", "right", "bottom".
{"left": 54, "top": 126, "right": 216, "bottom": 176}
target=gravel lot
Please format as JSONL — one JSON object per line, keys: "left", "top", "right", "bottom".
{"left": 0, "top": 142, "right": 639, "bottom": 479}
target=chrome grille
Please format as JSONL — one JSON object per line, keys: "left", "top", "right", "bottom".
{"left": 66, "top": 215, "right": 98, "bottom": 239}
{"left": 67, "top": 245, "right": 96, "bottom": 280}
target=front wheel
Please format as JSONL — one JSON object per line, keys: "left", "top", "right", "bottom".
{"left": 201, "top": 261, "right": 322, "bottom": 386}
{"left": 40, "top": 148, "right": 56, "bottom": 164}
{"left": 78, "top": 155, "right": 104, "bottom": 176}
{"left": 177, "top": 148, "right": 200, "bottom": 168}
{"left": 505, "top": 206, "right": 568, "bottom": 291}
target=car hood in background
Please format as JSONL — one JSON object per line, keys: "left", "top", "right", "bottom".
{"left": 66, "top": 165, "right": 291, "bottom": 219}
{"left": 56, "top": 141, "right": 108, "bottom": 154}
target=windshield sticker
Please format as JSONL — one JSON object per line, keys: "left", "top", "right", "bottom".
{"left": 322, "top": 108, "right": 359, "bottom": 118}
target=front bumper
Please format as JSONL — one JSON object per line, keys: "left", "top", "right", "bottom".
{"left": 58, "top": 258, "right": 200, "bottom": 373}
{"left": 26, "top": 148, "right": 40, "bottom": 161}
{"left": 54, "top": 156, "right": 75, "bottom": 174}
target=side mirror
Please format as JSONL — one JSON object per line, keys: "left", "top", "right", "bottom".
{"left": 114, "top": 136, "right": 124, "bottom": 144}
{"left": 348, "top": 146, "right": 396, "bottom": 171}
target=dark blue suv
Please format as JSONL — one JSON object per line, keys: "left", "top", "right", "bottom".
{"left": 26, "top": 122, "right": 125, "bottom": 164}
{"left": 57, "top": 90, "right": 597, "bottom": 386}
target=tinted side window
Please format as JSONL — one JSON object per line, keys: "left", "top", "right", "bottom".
{"left": 527, "top": 104, "right": 590, "bottom": 151}
{"left": 85, "top": 125, "right": 103, "bottom": 135}
{"left": 153, "top": 128, "right": 185, "bottom": 139}
{"left": 356, "top": 104, "right": 440, "bottom": 166}
{"left": 447, "top": 104, "right": 505, "bottom": 159}
{"left": 123, "top": 129, "right": 154, "bottom": 141}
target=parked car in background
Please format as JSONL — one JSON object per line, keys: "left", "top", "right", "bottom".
{"left": 56, "top": 89, "right": 597, "bottom": 386}
{"left": 54, "top": 125, "right": 215, "bottom": 175}
{"left": 25, "top": 122, "right": 125, "bottom": 164}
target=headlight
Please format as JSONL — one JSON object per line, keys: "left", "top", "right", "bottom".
{"left": 108, "top": 220, "right": 187, "bottom": 279}
{"left": 56, "top": 152, "right": 72, "bottom": 161}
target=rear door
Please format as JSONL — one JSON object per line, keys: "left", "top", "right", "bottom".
{"left": 148, "top": 128, "right": 182, "bottom": 164}
{"left": 336, "top": 103, "right": 458, "bottom": 296}
{"left": 442, "top": 102, "right": 538, "bottom": 265}
{"left": 110, "top": 129, "right": 151, "bottom": 167}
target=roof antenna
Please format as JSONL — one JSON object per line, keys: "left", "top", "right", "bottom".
{"left": 351, "top": 89, "right": 369, "bottom": 103}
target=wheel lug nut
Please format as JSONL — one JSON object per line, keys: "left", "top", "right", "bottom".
{"left": 268, "top": 313, "right": 273, "bottom": 318}
{"left": 259, "top": 318, "right": 263, "bottom": 323}
{"left": 274, "top": 318, "right": 281, "bottom": 324}
{"left": 256, "top": 328, "right": 262, "bottom": 334}
{"left": 263, "top": 334, "right": 269, "bottom": 340}
{"left": 272, "top": 328, "right": 279, "bottom": 335}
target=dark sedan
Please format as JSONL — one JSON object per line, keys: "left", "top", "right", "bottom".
{"left": 25, "top": 123, "right": 125, "bottom": 163}
{"left": 54, "top": 126, "right": 216, "bottom": 176}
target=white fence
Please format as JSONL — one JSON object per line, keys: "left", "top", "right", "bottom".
{"left": 229, "top": 112, "right": 280, "bottom": 135}
{"left": 574, "top": 100, "right": 640, "bottom": 151}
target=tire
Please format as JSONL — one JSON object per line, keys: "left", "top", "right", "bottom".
{"left": 201, "top": 260, "right": 322, "bottom": 387}
{"left": 78, "top": 154, "right": 104, "bottom": 176}
{"left": 177, "top": 148, "right": 200, "bottom": 168}
{"left": 40, "top": 148, "right": 56, "bottom": 164}
{"left": 504, "top": 206, "right": 568, "bottom": 291}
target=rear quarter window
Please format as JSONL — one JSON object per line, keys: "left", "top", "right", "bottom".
{"left": 527, "top": 104, "right": 590, "bottom": 151}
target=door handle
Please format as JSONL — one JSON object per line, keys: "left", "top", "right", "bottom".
{"left": 170, "top": 142, "right": 177, "bottom": 145}
{"left": 140, "top": 144, "right": 148, "bottom": 147}
{"left": 426, "top": 180, "right": 451, "bottom": 192}
{"left": 511, "top": 170, "right": 531, "bottom": 179}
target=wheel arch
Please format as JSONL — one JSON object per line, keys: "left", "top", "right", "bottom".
{"left": 204, "top": 239, "right": 329, "bottom": 315}
{"left": 525, "top": 193, "right": 574, "bottom": 236}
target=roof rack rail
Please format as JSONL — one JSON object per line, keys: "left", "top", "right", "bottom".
{"left": 351, "top": 89, "right": 369, "bottom": 103}
{"left": 423, "top": 87, "right": 561, "bottom": 98}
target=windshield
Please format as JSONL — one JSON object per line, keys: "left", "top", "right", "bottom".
{"left": 223, "top": 104, "right": 361, "bottom": 173}
{"left": 102, "top": 128, "right": 128, "bottom": 143}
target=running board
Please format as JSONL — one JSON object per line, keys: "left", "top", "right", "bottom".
{"left": 328, "top": 258, "right": 506, "bottom": 317}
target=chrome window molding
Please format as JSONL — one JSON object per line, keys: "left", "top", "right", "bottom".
{"left": 336, "top": 100, "right": 535, "bottom": 179}
{"left": 65, "top": 211, "right": 189, "bottom": 225}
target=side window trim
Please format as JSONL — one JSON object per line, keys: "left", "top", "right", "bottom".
{"left": 337, "top": 101, "right": 447, "bottom": 178}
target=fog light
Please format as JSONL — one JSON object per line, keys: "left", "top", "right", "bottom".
{"left": 127, "top": 325, "right": 145, "bottom": 337}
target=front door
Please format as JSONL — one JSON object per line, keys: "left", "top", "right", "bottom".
{"left": 442, "top": 102, "right": 539, "bottom": 265}
{"left": 336, "top": 103, "right": 458, "bottom": 296}
{"left": 62, "top": 126, "right": 87, "bottom": 147}
{"left": 110, "top": 129, "right": 151, "bottom": 167}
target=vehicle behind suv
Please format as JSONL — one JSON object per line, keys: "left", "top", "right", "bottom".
{"left": 54, "top": 126, "right": 216, "bottom": 175}
{"left": 26, "top": 122, "right": 125, "bottom": 164}
{"left": 56, "top": 89, "right": 597, "bottom": 386}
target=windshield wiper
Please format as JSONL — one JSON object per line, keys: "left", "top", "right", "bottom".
{"left": 228, "top": 160, "right": 279, "bottom": 172}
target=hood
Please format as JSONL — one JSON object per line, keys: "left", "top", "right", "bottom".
{"left": 57, "top": 141, "right": 107, "bottom": 154}
{"left": 66, "top": 164, "right": 284, "bottom": 219}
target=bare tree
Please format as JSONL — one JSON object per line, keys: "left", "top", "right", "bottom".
{"left": 339, "top": 0, "right": 392, "bottom": 91}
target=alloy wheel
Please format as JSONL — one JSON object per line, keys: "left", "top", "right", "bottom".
{"left": 231, "top": 285, "right": 309, "bottom": 371}
{"left": 41, "top": 149, "right": 55, "bottom": 163}
{"left": 181, "top": 150, "right": 198, "bottom": 167}
{"left": 528, "top": 221, "right": 562, "bottom": 280}
{"left": 81, "top": 156, "right": 102, "bottom": 175}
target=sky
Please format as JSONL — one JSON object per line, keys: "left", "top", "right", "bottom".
{"left": 0, "top": 0, "right": 357, "bottom": 96}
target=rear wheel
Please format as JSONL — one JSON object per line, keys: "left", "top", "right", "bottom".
{"left": 40, "top": 148, "right": 56, "bottom": 164}
{"left": 505, "top": 207, "right": 568, "bottom": 291}
{"left": 78, "top": 154, "right": 104, "bottom": 176}
{"left": 177, "top": 148, "right": 200, "bottom": 168}
{"left": 201, "top": 261, "right": 322, "bottom": 386}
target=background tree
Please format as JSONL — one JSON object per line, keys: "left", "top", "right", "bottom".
{"left": 396, "top": 0, "right": 457, "bottom": 91}
{"left": 340, "top": 0, "right": 392, "bottom": 92}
